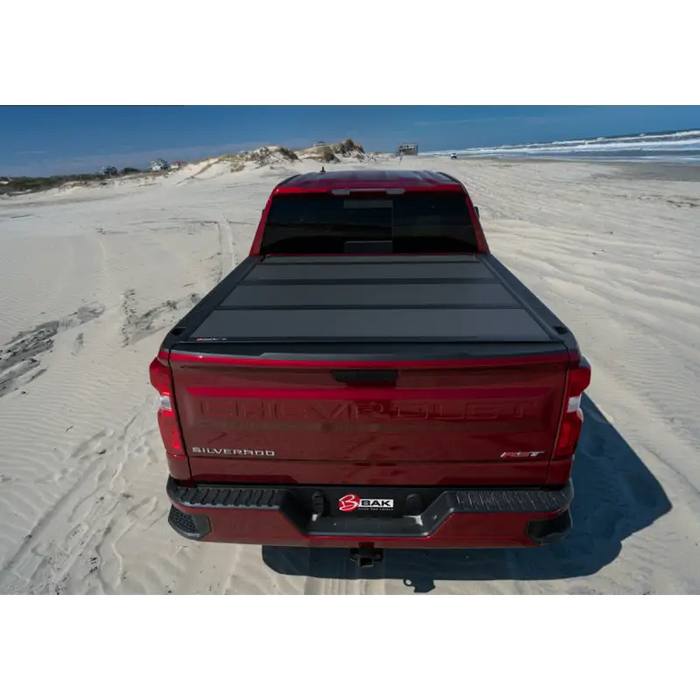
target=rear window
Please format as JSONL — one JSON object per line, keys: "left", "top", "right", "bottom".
{"left": 260, "top": 192, "right": 477, "bottom": 254}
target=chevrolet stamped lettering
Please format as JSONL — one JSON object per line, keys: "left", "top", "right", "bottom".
{"left": 199, "top": 399, "right": 541, "bottom": 422}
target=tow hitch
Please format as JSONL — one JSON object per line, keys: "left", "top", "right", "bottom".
{"left": 350, "top": 544, "right": 384, "bottom": 568}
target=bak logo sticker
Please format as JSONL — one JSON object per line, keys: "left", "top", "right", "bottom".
{"left": 338, "top": 494, "right": 394, "bottom": 512}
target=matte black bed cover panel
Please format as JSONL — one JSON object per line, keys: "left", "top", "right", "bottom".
{"left": 221, "top": 282, "right": 516, "bottom": 308}
{"left": 183, "top": 255, "right": 564, "bottom": 346}
{"left": 244, "top": 260, "right": 493, "bottom": 282}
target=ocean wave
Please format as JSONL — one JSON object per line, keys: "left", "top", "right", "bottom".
{"left": 425, "top": 129, "right": 700, "bottom": 160}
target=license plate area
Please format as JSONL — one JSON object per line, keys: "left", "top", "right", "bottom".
{"left": 335, "top": 493, "right": 396, "bottom": 517}
{"left": 289, "top": 486, "right": 443, "bottom": 519}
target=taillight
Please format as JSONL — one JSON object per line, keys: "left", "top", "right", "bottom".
{"left": 554, "top": 358, "right": 591, "bottom": 458}
{"left": 149, "top": 356, "right": 185, "bottom": 456}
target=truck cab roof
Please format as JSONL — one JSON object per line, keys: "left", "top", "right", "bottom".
{"left": 274, "top": 170, "right": 464, "bottom": 194}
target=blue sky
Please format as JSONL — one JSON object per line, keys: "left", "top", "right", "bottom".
{"left": 2, "top": 106, "right": 699, "bottom": 176}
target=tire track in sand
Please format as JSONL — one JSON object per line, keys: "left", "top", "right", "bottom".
{"left": 217, "top": 216, "right": 237, "bottom": 281}
{"left": 0, "top": 402, "right": 163, "bottom": 594}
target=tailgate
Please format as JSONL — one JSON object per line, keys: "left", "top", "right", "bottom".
{"left": 171, "top": 353, "right": 569, "bottom": 485}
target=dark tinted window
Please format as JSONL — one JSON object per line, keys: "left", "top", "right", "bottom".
{"left": 261, "top": 192, "right": 477, "bottom": 254}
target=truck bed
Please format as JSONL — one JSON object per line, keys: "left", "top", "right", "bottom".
{"left": 164, "top": 254, "right": 577, "bottom": 360}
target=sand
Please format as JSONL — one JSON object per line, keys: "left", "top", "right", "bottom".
{"left": 1, "top": 155, "right": 699, "bottom": 594}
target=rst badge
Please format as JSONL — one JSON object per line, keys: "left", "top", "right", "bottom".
{"left": 500, "top": 451, "right": 545, "bottom": 458}
{"left": 338, "top": 494, "right": 394, "bottom": 513}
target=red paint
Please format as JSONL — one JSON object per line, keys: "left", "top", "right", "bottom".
{"left": 186, "top": 457, "right": 551, "bottom": 486}
{"left": 547, "top": 456, "right": 575, "bottom": 486}
{"left": 171, "top": 357, "right": 568, "bottom": 482}
{"left": 166, "top": 453, "right": 191, "bottom": 479}
{"left": 272, "top": 170, "right": 459, "bottom": 190}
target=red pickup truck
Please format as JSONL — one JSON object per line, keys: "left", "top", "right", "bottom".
{"left": 150, "top": 170, "right": 590, "bottom": 567}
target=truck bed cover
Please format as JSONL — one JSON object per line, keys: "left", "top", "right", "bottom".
{"left": 165, "top": 254, "right": 576, "bottom": 359}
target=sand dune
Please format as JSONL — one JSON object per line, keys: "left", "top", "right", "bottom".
{"left": 1, "top": 156, "right": 699, "bottom": 594}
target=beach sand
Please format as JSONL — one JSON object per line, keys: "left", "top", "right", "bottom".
{"left": 1, "top": 155, "right": 699, "bottom": 594}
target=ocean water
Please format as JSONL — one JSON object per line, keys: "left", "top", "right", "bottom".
{"left": 426, "top": 129, "right": 700, "bottom": 164}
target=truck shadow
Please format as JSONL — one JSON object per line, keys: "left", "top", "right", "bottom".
{"left": 262, "top": 396, "right": 672, "bottom": 592}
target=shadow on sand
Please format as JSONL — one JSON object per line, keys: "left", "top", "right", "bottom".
{"left": 262, "top": 396, "right": 672, "bottom": 592}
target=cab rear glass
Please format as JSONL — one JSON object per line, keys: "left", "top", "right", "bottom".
{"left": 261, "top": 192, "right": 478, "bottom": 254}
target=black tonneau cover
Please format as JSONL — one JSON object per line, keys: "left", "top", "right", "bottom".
{"left": 164, "top": 255, "right": 576, "bottom": 359}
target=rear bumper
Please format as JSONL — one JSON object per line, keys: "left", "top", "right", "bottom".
{"left": 166, "top": 478, "right": 573, "bottom": 549}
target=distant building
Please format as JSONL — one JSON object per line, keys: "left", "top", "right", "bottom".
{"left": 100, "top": 166, "right": 118, "bottom": 176}
{"left": 170, "top": 161, "right": 186, "bottom": 170}
{"left": 396, "top": 143, "right": 419, "bottom": 156}
{"left": 150, "top": 159, "right": 169, "bottom": 172}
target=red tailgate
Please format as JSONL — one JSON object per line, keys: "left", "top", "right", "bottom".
{"left": 170, "top": 353, "right": 569, "bottom": 486}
